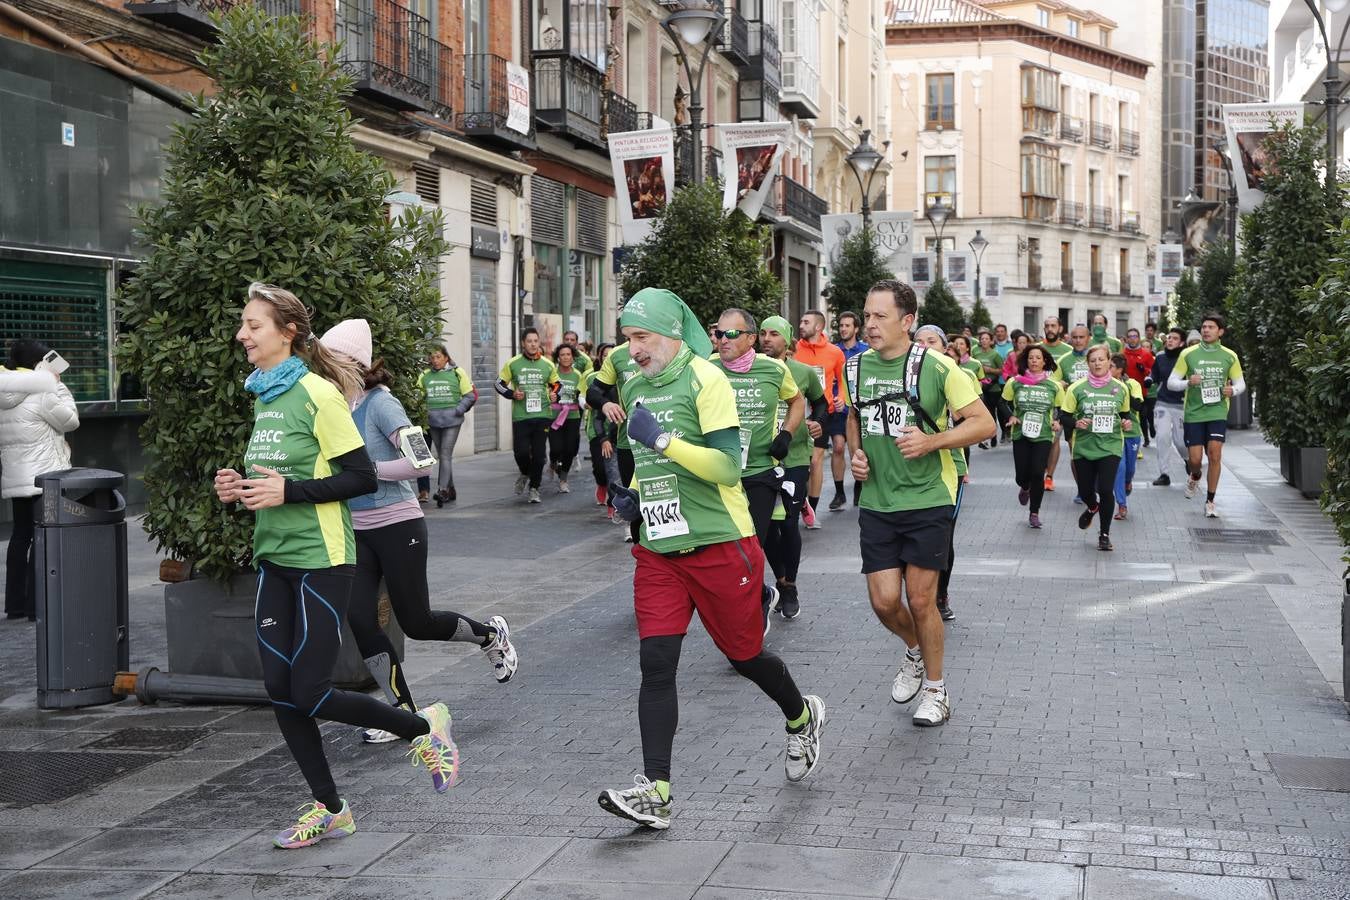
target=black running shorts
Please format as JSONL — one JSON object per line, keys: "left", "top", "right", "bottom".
{"left": 858, "top": 505, "right": 955, "bottom": 574}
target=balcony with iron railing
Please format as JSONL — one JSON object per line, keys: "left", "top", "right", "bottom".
{"left": 1118, "top": 210, "right": 1140, "bottom": 234}
{"left": 1090, "top": 205, "right": 1113, "bottom": 230}
{"left": 126, "top": 0, "right": 303, "bottom": 40}
{"left": 1058, "top": 200, "right": 1084, "bottom": 225}
{"left": 605, "top": 90, "right": 639, "bottom": 137}
{"left": 780, "top": 55, "right": 821, "bottom": 118}
{"left": 1090, "top": 270, "right": 1103, "bottom": 294}
{"left": 532, "top": 53, "right": 605, "bottom": 149}
{"left": 335, "top": 0, "right": 452, "bottom": 115}
{"left": 1058, "top": 114, "right": 1083, "bottom": 142}
{"left": 719, "top": 7, "right": 750, "bottom": 66}
{"left": 1089, "top": 121, "right": 1113, "bottom": 148}
{"left": 743, "top": 21, "right": 781, "bottom": 90}
{"left": 674, "top": 130, "right": 724, "bottom": 186}
{"left": 459, "top": 53, "right": 535, "bottom": 149}
{"left": 1119, "top": 129, "right": 1139, "bottom": 155}
{"left": 774, "top": 176, "right": 828, "bottom": 232}
{"left": 1060, "top": 267, "right": 1074, "bottom": 291}
{"left": 1119, "top": 273, "right": 1131, "bottom": 296}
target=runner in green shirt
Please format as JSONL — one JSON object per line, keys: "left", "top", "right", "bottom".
{"left": 1059, "top": 343, "right": 1133, "bottom": 551}
{"left": 758, "top": 315, "right": 826, "bottom": 621}
{"left": 562, "top": 330, "right": 593, "bottom": 374}
{"left": 846, "top": 280, "right": 994, "bottom": 729}
{"left": 586, "top": 340, "right": 645, "bottom": 542}
{"left": 495, "top": 327, "right": 560, "bottom": 503}
{"left": 973, "top": 330, "right": 1004, "bottom": 448}
{"left": 1145, "top": 321, "right": 1163, "bottom": 353}
{"left": 1038, "top": 315, "right": 1073, "bottom": 366}
{"left": 1001, "top": 344, "right": 1063, "bottom": 528}
{"left": 1089, "top": 314, "right": 1123, "bottom": 353}
{"left": 1047, "top": 324, "right": 1092, "bottom": 495}
{"left": 547, "top": 343, "right": 584, "bottom": 493}
{"left": 417, "top": 346, "right": 476, "bottom": 505}
{"left": 215, "top": 282, "right": 456, "bottom": 850}
{"left": 1167, "top": 313, "right": 1246, "bottom": 517}
{"left": 597, "top": 287, "right": 824, "bottom": 831}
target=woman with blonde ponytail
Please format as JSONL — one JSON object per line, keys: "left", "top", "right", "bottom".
{"left": 213, "top": 282, "right": 460, "bottom": 850}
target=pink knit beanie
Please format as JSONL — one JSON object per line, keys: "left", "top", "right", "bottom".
{"left": 319, "top": 319, "right": 372, "bottom": 369}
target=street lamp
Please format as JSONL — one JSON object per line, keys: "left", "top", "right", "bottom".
{"left": 661, "top": 4, "right": 725, "bottom": 185}
{"left": 845, "top": 121, "right": 887, "bottom": 229}
{"left": 1214, "top": 139, "right": 1238, "bottom": 256}
{"left": 1301, "top": 0, "right": 1350, "bottom": 191}
{"left": 925, "top": 196, "right": 951, "bottom": 280}
{"left": 969, "top": 229, "right": 989, "bottom": 310}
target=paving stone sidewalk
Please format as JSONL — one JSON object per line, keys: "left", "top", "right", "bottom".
{"left": 0, "top": 429, "right": 1346, "bottom": 899}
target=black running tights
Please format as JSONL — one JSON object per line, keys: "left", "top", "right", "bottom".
{"left": 548, "top": 418, "right": 581, "bottom": 477}
{"left": 1012, "top": 439, "right": 1052, "bottom": 514}
{"left": 638, "top": 634, "right": 805, "bottom": 783}
{"left": 512, "top": 419, "right": 550, "bottom": 489}
{"left": 1073, "top": 455, "right": 1122, "bottom": 535}
{"left": 255, "top": 561, "right": 429, "bottom": 809}
{"left": 937, "top": 481, "right": 964, "bottom": 601}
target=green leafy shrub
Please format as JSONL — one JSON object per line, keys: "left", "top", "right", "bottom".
{"left": 968, "top": 294, "right": 993, "bottom": 331}
{"left": 116, "top": 7, "right": 446, "bottom": 581}
{"left": 824, "top": 225, "right": 893, "bottom": 319}
{"left": 917, "top": 279, "right": 965, "bottom": 335}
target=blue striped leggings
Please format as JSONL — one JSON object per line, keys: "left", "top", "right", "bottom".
{"left": 255, "top": 561, "right": 426, "bottom": 807}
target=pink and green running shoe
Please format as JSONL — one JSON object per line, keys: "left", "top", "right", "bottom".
{"left": 408, "top": 701, "right": 459, "bottom": 792}
{"left": 272, "top": 800, "right": 355, "bottom": 849}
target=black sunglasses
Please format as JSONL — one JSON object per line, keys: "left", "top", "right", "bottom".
{"left": 714, "top": 329, "right": 749, "bottom": 340}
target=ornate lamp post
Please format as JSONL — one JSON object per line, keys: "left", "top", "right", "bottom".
{"left": 969, "top": 228, "right": 989, "bottom": 310}
{"left": 1214, "top": 139, "right": 1239, "bottom": 256}
{"left": 661, "top": 5, "right": 725, "bottom": 185}
{"left": 925, "top": 196, "right": 952, "bottom": 280}
{"left": 1302, "top": 0, "right": 1350, "bottom": 191}
{"left": 844, "top": 123, "right": 887, "bottom": 229}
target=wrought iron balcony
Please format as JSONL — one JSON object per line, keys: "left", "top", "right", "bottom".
{"left": 1120, "top": 129, "right": 1140, "bottom": 155}
{"left": 126, "top": 0, "right": 301, "bottom": 39}
{"left": 719, "top": 8, "right": 750, "bottom": 66}
{"left": 1090, "top": 270, "right": 1104, "bottom": 294}
{"left": 1090, "top": 205, "right": 1113, "bottom": 230}
{"left": 605, "top": 89, "right": 638, "bottom": 137}
{"left": 336, "top": 0, "right": 453, "bottom": 115}
{"left": 744, "top": 21, "right": 781, "bottom": 90}
{"left": 1119, "top": 210, "right": 1141, "bottom": 234}
{"left": 459, "top": 53, "right": 535, "bottom": 148}
{"left": 1057, "top": 200, "right": 1084, "bottom": 225}
{"left": 674, "top": 127, "right": 723, "bottom": 186}
{"left": 1089, "top": 121, "right": 1113, "bottom": 148}
{"left": 1060, "top": 267, "right": 1074, "bottom": 291}
{"left": 1058, "top": 114, "right": 1083, "bottom": 142}
{"left": 777, "top": 176, "right": 828, "bottom": 232}
{"left": 532, "top": 52, "right": 604, "bottom": 150}
{"left": 1119, "top": 273, "right": 1132, "bottom": 295}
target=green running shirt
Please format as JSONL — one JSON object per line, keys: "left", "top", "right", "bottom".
{"left": 1055, "top": 351, "right": 1091, "bottom": 385}
{"left": 1059, "top": 377, "right": 1131, "bottom": 460}
{"left": 499, "top": 354, "right": 560, "bottom": 421}
{"left": 594, "top": 342, "right": 644, "bottom": 449}
{"left": 1173, "top": 342, "right": 1243, "bottom": 424}
{"left": 1040, "top": 340, "right": 1073, "bottom": 365}
{"left": 709, "top": 354, "right": 800, "bottom": 476}
{"left": 555, "top": 368, "right": 582, "bottom": 420}
{"left": 1001, "top": 377, "right": 1064, "bottom": 443}
{"left": 242, "top": 372, "right": 365, "bottom": 569}
{"left": 419, "top": 366, "right": 472, "bottom": 410}
{"left": 781, "top": 357, "right": 824, "bottom": 468}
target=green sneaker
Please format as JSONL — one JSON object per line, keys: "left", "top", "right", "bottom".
{"left": 597, "top": 775, "right": 671, "bottom": 830}
{"left": 272, "top": 800, "right": 355, "bottom": 849}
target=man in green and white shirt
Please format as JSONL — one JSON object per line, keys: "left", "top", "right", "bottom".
{"left": 495, "top": 327, "right": 559, "bottom": 503}
{"left": 1168, "top": 313, "right": 1246, "bottom": 516}
{"left": 846, "top": 279, "right": 995, "bottom": 729}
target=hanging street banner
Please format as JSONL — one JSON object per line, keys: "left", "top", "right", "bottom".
{"left": 718, "top": 121, "right": 791, "bottom": 220}
{"left": 821, "top": 211, "right": 914, "bottom": 283}
{"left": 1222, "top": 102, "right": 1303, "bottom": 212}
{"left": 945, "top": 251, "right": 972, "bottom": 295}
{"left": 982, "top": 273, "right": 1003, "bottom": 303}
{"left": 506, "top": 62, "right": 532, "bottom": 135}
{"left": 911, "top": 252, "right": 934, "bottom": 289}
{"left": 1157, "top": 243, "right": 1184, "bottom": 290}
{"left": 609, "top": 127, "right": 676, "bottom": 246}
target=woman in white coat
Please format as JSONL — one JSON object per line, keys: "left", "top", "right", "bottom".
{"left": 1, "top": 340, "right": 78, "bottom": 620}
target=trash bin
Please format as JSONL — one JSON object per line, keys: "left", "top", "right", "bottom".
{"left": 33, "top": 468, "right": 128, "bottom": 709}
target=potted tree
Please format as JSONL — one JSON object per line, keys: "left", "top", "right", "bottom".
{"left": 117, "top": 8, "right": 445, "bottom": 682}
{"left": 917, "top": 278, "right": 965, "bottom": 335}
{"left": 824, "top": 225, "right": 897, "bottom": 320}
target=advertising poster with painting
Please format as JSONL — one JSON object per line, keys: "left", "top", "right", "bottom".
{"left": 608, "top": 127, "right": 676, "bottom": 245}
{"left": 717, "top": 121, "right": 791, "bottom": 220}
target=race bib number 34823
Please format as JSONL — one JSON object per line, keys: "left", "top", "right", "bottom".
{"left": 639, "top": 475, "right": 689, "bottom": 541}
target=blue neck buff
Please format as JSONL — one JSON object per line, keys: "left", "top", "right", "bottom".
{"left": 245, "top": 355, "right": 308, "bottom": 403}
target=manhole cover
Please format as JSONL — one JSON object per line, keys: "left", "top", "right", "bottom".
{"left": 1267, "top": 754, "right": 1350, "bottom": 792}
{"left": 82, "top": 727, "right": 212, "bottom": 753}
{"left": 1190, "top": 528, "right": 1288, "bottom": 546}
{"left": 0, "top": 750, "right": 167, "bottom": 807}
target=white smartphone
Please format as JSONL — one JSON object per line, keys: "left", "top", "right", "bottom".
{"left": 36, "top": 350, "right": 69, "bottom": 376}
{"left": 399, "top": 428, "right": 436, "bottom": 469}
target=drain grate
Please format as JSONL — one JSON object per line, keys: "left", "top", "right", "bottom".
{"left": 1190, "top": 527, "right": 1288, "bottom": 546}
{"left": 1267, "top": 754, "right": 1350, "bottom": 792}
{"left": 0, "top": 750, "right": 167, "bottom": 807}
{"left": 82, "top": 727, "right": 213, "bottom": 753}
{"left": 1199, "top": 569, "right": 1294, "bottom": 585}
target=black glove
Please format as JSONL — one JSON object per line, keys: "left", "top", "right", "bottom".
{"left": 610, "top": 484, "right": 642, "bottom": 523}
{"left": 626, "top": 404, "right": 667, "bottom": 450}
{"left": 768, "top": 428, "right": 792, "bottom": 461}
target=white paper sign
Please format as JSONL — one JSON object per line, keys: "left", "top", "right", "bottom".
{"left": 945, "top": 251, "right": 972, "bottom": 295}
{"left": 506, "top": 62, "right": 531, "bottom": 135}
{"left": 1157, "top": 243, "right": 1184, "bottom": 291}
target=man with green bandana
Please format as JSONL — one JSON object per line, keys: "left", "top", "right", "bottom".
{"left": 711, "top": 307, "right": 805, "bottom": 633}
{"left": 759, "top": 316, "right": 827, "bottom": 620}
{"left": 596, "top": 288, "right": 825, "bottom": 832}
{"left": 1089, "top": 313, "right": 1123, "bottom": 353}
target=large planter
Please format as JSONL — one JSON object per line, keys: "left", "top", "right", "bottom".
{"left": 164, "top": 572, "right": 404, "bottom": 689}
{"left": 1227, "top": 390, "right": 1253, "bottom": 429}
{"left": 1280, "top": 445, "right": 1297, "bottom": 486}
{"left": 1292, "top": 447, "right": 1328, "bottom": 499}
{"left": 1343, "top": 577, "right": 1349, "bottom": 708}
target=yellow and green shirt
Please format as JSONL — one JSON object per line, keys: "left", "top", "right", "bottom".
{"left": 594, "top": 342, "right": 643, "bottom": 448}
{"left": 419, "top": 366, "right": 473, "bottom": 409}
{"left": 243, "top": 372, "right": 364, "bottom": 569}
{"left": 499, "top": 354, "right": 560, "bottom": 421}
{"left": 1173, "top": 341, "right": 1243, "bottom": 424}
{"left": 1001, "top": 377, "right": 1064, "bottom": 443}
{"left": 555, "top": 367, "right": 583, "bottom": 420}
{"left": 1060, "top": 377, "right": 1131, "bottom": 460}
{"left": 710, "top": 353, "right": 800, "bottom": 477}
{"left": 1054, "top": 350, "right": 1091, "bottom": 386}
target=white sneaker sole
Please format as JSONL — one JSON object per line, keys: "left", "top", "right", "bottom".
{"left": 597, "top": 791, "right": 670, "bottom": 830}
{"left": 361, "top": 728, "right": 401, "bottom": 744}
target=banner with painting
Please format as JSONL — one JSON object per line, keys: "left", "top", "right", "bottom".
{"left": 609, "top": 127, "right": 676, "bottom": 245}
{"left": 821, "top": 211, "right": 914, "bottom": 283}
{"left": 945, "top": 251, "right": 972, "bottom": 296}
{"left": 1221, "top": 102, "right": 1303, "bottom": 212}
{"left": 911, "top": 252, "right": 934, "bottom": 289}
{"left": 718, "top": 121, "right": 791, "bottom": 220}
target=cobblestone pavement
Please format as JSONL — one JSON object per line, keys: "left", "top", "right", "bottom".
{"left": 0, "top": 429, "right": 1346, "bottom": 899}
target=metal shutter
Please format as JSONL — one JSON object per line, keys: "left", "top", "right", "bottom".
{"left": 470, "top": 179, "right": 497, "bottom": 226}
{"left": 531, "top": 177, "right": 565, "bottom": 245}
{"left": 575, "top": 189, "right": 607, "bottom": 255}
{"left": 413, "top": 163, "right": 441, "bottom": 205}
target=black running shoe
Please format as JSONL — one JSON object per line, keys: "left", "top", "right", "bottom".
{"left": 779, "top": 583, "right": 800, "bottom": 619}
{"left": 1078, "top": 506, "right": 1097, "bottom": 530}
{"left": 1152, "top": 474, "right": 1171, "bottom": 486}
{"left": 828, "top": 494, "right": 845, "bottom": 511}
{"left": 936, "top": 597, "right": 955, "bottom": 622}
{"left": 1097, "top": 533, "right": 1113, "bottom": 551}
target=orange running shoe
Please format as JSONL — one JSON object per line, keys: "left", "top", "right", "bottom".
{"left": 1044, "top": 475, "right": 1055, "bottom": 491}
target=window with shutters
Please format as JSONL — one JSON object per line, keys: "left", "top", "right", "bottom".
{"left": 470, "top": 179, "right": 497, "bottom": 226}
{"left": 413, "top": 163, "right": 441, "bottom": 205}
{"left": 532, "top": 177, "right": 566, "bottom": 318}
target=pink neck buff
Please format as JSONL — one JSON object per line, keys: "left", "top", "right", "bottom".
{"left": 724, "top": 347, "right": 757, "bottom": 373}
{"left": 960, "top": 353, "right": 972, "bottom": 364}
{"left": 1015, "top": 370, "right": 1049, "bottom": 386}
{"left": 1087, "top": 371, "right": 1112, "bottom": 387}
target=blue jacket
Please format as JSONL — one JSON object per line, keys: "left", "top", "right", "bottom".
{"left": 1150, "top": 348, "right": 1185, "bottom": 405}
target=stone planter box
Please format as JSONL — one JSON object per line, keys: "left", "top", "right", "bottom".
{"left": 164, "top": 573, "right": 403, "bottom": 689}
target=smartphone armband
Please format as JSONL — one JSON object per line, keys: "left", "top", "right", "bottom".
{"left": 399, "top": 428, "right": 436, "bottom": 469}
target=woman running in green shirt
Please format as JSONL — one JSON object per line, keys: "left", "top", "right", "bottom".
{"left": 213, "top": 284, "right": 458, "bottom": 850}
{"left": 1058, "top": 344, "right": 1133, "bottom": 551}
{"left": 973, "top": 330, "right": 1004, "bottom": 448}
{"left": 548, "top": 343, "right": 584, "bottom": 492}
{"left": 1001, "top": 345, "right": 1062, "bottom": 529}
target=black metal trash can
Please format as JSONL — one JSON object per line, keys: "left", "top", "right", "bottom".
{"left": 33, "top": 468, "right": 128, "bottom": 709}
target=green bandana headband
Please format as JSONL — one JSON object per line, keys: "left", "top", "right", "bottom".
{"left": 619, "top": 288, "right": 713, "bottom": 359}
{"left": 761, "top": 315, "right": 793, "bottom": 343}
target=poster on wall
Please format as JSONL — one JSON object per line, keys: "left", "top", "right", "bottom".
{"left": 911, "top": 252, "right": 934, "bottom": 289}
{"left": 945, "top": 251, "right": 971, "bottom": 295}
{"left": 1147, "top": 272, "right": 1164, "bottom": 308}
{"left": 717, "top": 121, "right": 791, "bottom": 220}
{"left": 1157, "top": 243, "right": 1184, "bottom": 290}
{"left": 608, "top": 127, "right": 676, "bottom": 246}
{"left": 983, "top": 273, "right": 1003, "bottom": 301}
{"left": 506, "top": 62, "right": 532, "bottom": 135}
{"left": 821, "top": 211, "right": 914, "bottom": 283}
{"left": 1222, "top": 102, "right": 1303, "bottom": 212}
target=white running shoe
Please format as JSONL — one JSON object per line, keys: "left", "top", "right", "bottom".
{"left": 559, "top": 478, "right": 570, "bottom": 493}
{"left": 514, "top": 474, "right": 528, "bottom": 495}
{"left": 1184, "top": 477, "right": 1200, "bottom": 499}
{"left": 891, "top": 654, "right": 925, "bottom": 704}
{"left": 762, "top": 585, "right": 780, "bottom": 638}
{"left": 482, "top": 616, "right": 518, "bottom": 683}
{"left": 785, "top": 694, "right": 825, "bottom": 782}
{"left": 527, "top": 488, "right": 542, "bottom": 504}
{"left": 362, "top": 727, "right": 401, "bottom": 744}
{"left": 1204, "top": 501, "right": 1218, "bottom": 518}
{"left": 912, "top": 687, "right": 951, "bottom": 726}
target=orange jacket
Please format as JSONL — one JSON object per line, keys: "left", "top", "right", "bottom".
{"left": 794, "top": 335, "right": 849, "bottom": 412}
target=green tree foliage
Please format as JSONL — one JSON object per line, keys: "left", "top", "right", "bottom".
{"left": 117, "top": 7, "right": 446, "bottom": 581}
{"left": 1228, "top": 123, "right": 1342, "bottom": 450}
{"left": 917, "top": 279, "right": 965, "bottom": 335}
{"left": 968, "top": 294, "right": 994, "bottom": 331}
{"left": 620, "top": 179, "right": 783, "bottom": 327}
{"left": 1294, "top": 217, "right": 1350, "bottom": 566}
{"left": 1169, "top": 269, "right": 1203, "bottom": 334}
{"left": 823, "top": 225, "right": 893, "bottom": 319}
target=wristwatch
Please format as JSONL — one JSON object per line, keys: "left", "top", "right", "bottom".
{"left": 653, "top": 432, "right": 673, "bottom": 454}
